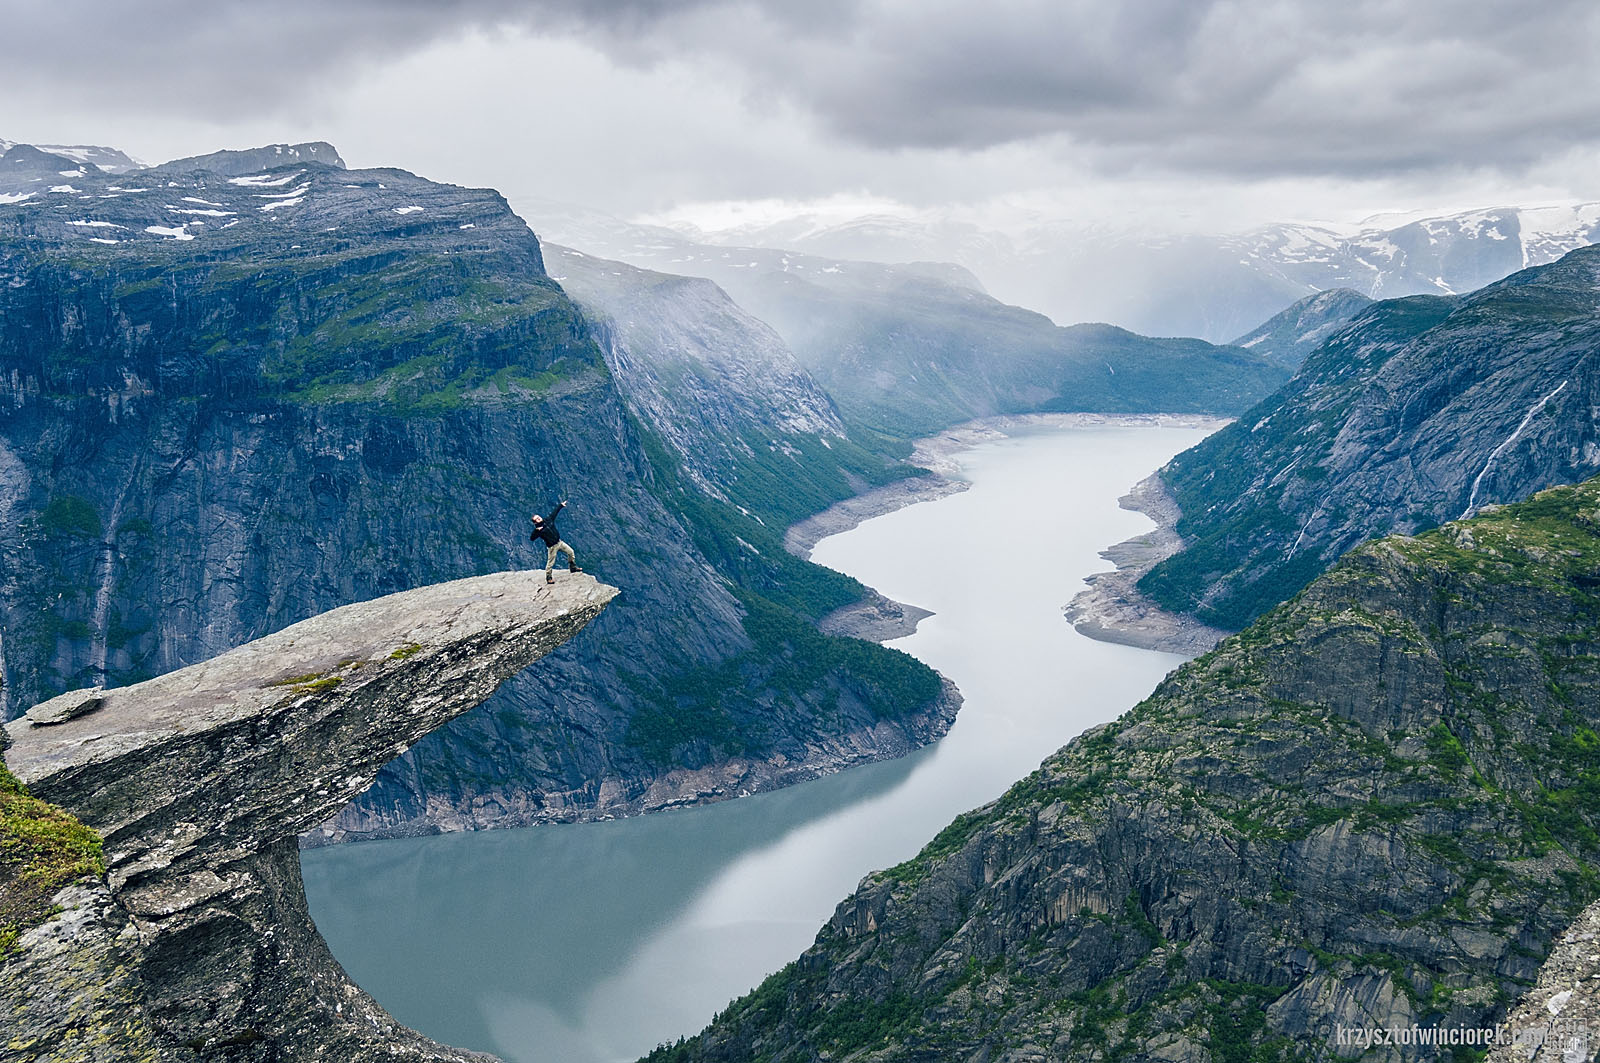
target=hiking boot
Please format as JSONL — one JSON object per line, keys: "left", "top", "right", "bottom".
{"left": 570, "top": 566, "right": 583, "bottom": 574}
{"left": 546, "top": 573, "right": 555, "bottom": 585}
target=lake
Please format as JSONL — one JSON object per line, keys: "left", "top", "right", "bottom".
{"left": 301, "top": 421, "right": 1213, "bottom": 1063}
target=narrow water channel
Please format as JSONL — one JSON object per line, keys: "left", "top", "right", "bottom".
{"left": 301, "top": 422, "right": 1213, "bottom": 1063}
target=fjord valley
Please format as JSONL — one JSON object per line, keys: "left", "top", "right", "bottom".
{"left": 2, "top": 129, "right": 1599, "bottom": 1063}
{"left": 0, "top": 137, "right": 1290, "bottom": 846}
{"left": 652, "top": 479, "right": 1600, "bottom": 1063}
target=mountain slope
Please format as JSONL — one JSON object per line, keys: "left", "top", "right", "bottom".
{"left": 650, "top": 478, "right": 1600, "bottom": 1063}
{"left": 546, "top": 242, "right": 910, "bottom": 518}
{"left": 0, "top": 148, "right": 951, "bottom": 841}
{"left": 1229, "top": 287, "right": 1373, "bottom": 369}
{"left": 729, "top": 267, "right": 1287, "bottom": 440}
{"left": 1140, "top": 246, "right": 1600, "bottom": 630}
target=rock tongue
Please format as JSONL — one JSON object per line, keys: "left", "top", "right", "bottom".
{"left": 23, "top": 685, "right": 105, "bottom": 725}
{"left": 2, "top": 569, "right": 616, "bottom": 1062}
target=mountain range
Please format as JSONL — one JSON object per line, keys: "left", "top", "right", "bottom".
{"left": 644, "top": 200, "right": 1600, "bottom": 342}
{"left": 526, "top": 202, "right": 1289, "bottom": 440}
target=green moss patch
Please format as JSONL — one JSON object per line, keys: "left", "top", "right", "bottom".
{"left": 0, "top": 745, "right": 105, "bottom": 955}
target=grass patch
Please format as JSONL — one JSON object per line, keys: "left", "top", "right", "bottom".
{"left": 0, "top": 739, "right": 105, "bottom": 955}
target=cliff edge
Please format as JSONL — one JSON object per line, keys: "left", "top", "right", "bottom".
{"left": 1, "top": 570, "right": 616, "bottom": 1062}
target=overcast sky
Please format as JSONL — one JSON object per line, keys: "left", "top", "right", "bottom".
{"left": 4, "top": 0, "right": 1598, "bottom": 233}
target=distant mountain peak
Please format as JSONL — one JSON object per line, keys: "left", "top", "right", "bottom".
{"left": 1228, "top": 287, "right": 1374, "bottom": 368}
{"left": 35, "top": 143, "right": 144, "bottom": 173}
{"left": 150, "top": 142, "right": 346, "bottom": 177}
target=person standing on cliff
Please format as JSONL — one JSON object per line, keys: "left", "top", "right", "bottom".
{"left": 531, "top": 501, "right": 581, "bottom": 584}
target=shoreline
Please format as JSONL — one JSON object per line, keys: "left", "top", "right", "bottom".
{"left": 793, "top": 412, "right": 1233, "bottom": 644}
{"left": 1063, "top": 468, "right": 1233, "bottom": 656}
{"left": 310, "top": 677, "right": 963, "bottom": 846}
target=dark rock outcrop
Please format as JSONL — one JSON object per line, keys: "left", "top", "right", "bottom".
{"left": 649, "top": 479, "right": 1600, "bottom": 1063}
{"left": 148, "top": 141, "right": 346, "bottom": 176}
{"left": 2, "top": 570, "right": 615, "bottom": 1061}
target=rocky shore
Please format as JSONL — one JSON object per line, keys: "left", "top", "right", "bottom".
{"left": 1064, "top": 468, "right": 1232, "bottom": 655}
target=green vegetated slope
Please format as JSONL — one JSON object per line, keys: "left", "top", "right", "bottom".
{"left": 650, "top": 478, "right": 1600, "bottom": 1062}
{"left": 0, "top": 151, "right": 944, "bottom": 838}
{"left": 0, "top": 728, "right": 103, "bottom": 955}
{"left": 1141, "top": 245, "right": 1600, "bottom": 631}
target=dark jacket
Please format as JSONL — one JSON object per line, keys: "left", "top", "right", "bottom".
{"left": 531, "top": 502, "right": 565, "bottom": 546}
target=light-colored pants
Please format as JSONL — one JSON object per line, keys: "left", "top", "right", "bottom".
{"left": 545, "top": 540, "right": 576, "bottom": 575}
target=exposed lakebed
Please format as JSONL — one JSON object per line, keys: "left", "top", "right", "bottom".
{"left": 301, "top": 422, "right": 1214, "bottom": 1063}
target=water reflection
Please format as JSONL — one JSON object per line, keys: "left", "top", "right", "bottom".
{"left": 302, "top": 740, "right": 929, "bottom": 1054}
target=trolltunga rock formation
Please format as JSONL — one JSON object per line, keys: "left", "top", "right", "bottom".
{"left": 2, "top": 570, "right": 616, "bottom": 1062}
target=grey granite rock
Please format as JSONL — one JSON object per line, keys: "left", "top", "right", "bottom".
{"left": 2, "top": 569, "right": 615, "bottom": 1062}
{"left": 1491, "top": 900, "right": 1600, "bottom": 1063}
{"left": 23, "top": 686, "right": 104, "bottom": 725}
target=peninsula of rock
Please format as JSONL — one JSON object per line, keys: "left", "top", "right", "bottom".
{"left": 2, "top": 570, "right": 616, "bottom": 1062}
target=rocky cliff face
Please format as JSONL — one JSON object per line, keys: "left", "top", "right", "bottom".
{"left": 545, "top": 243, "right": 915, "bottom": 521}
{"left": 1141, "top": 245, "right": 1600, "bottom": 631}
{"left": 649, "top": 479, "right": 1600, "bottom": 1063}
{"left": 2, "top": 570, "right": 614, "bottom": 1061}
{"left": 547, "top": 243, "right": 844, "bottom": 471}
{"left": 0, "top": 148, "right": 951, "bottom": 843}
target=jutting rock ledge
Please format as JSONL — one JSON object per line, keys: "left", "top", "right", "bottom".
{"left": 2, "top": 570, "right": 617, "bottom": 1062}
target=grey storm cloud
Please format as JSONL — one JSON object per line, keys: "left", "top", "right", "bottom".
{"left": 10, "top": 0, "right": 1600, "bottom": 179}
